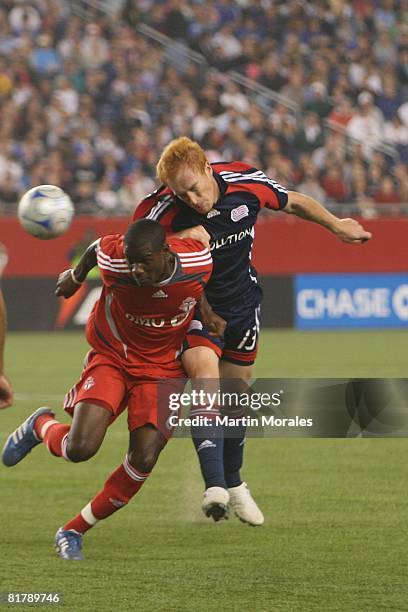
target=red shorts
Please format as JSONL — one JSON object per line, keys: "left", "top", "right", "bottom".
{"left": 64, "top": 351, "right": 186, "bottom": 438}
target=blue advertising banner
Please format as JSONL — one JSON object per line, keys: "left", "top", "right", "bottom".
{"left": 295, "top": 274, "right": 408, "bottom": 329}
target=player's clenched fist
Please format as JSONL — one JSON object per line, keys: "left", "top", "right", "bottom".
{"left": 204, "top": 310, "right": 227, "bottom": 337}
{"left": 199, "top": 294, "right": 227, "bottom": 337}
{"left": 55, "top": 269, "right": 82, "bottom": 298}
{"left": 175, "top": 225, "right": 211, "bottom": 248}
{"left": 335, "top": 218, "right": 372, "bottom": 244}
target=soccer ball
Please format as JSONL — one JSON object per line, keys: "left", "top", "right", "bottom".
{"left": 17, "top": 185, "right": 74, "bottom": 240}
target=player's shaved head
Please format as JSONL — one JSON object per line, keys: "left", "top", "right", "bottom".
{"left": 124, "top": 219, "right": 166, "bottom": 260}
{"left": 124, "top": 220, "right": 174, "bottom": 286}
{"left": 156, "top": 137, "right": 208, "bottom": 184}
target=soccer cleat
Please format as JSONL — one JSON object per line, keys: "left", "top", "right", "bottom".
{"left": 55, "top": 527, "right": 84, "bottom": 561}
{"left": 228, "top": 482, "right": 264, "bottom": 526}
{"left": 2, "top": 407, "right": 55, "bottom": 467}
{"left": 202, "top": 486, "right": 230, "bottom": 522}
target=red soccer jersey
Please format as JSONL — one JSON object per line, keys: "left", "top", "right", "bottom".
{"left": 86, "top": 234, "right": 212, "bottom": 376}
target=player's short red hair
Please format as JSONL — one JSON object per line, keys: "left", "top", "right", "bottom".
{"left": 156, "top": 137, "right": 208, "bottom": 184}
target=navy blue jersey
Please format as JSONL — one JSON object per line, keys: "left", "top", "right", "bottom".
{"left": 133, "top": 161, "right": 288, "bottom": 310}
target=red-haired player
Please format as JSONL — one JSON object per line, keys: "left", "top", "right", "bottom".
{"left": 133, "top": 137, "right": 372, "bottom": 526}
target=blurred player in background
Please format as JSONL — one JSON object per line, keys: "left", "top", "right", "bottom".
{"left": 133, "top": 137, "right": 372, "bottom": 525}
{"left": 0, "top": 242, "right": 13, "bottom": 409}
{"left": 2, "top": 220, "right": 214, "bottom": 560}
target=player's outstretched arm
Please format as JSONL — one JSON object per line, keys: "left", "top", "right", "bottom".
{"left": 0, "top": 290, "right": 13, "bottom": 409}
{"left": 284, "top": 191, "right": 372, "bottom": 244}
{"left": 56, "top": 240, "right": 98, "bottom": 299}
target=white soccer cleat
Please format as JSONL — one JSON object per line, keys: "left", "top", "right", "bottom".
{"left": 228, "top": 482, "right": 264, "bottom": 526}
{"left": 202, "top": 486, "right": 230, "bottom": 522}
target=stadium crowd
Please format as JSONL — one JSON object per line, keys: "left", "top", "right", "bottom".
{"left": 0, "top": 0, "right": 407, "bottom": 217}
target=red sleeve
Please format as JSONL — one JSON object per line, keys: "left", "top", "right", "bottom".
{"left": 132, "top": 192, "right": 160, "bottom": 222}
{"left": 212, "top": 161, "right": 254, "bottom": 173}
{"left": 240, "top": 171, "right": 288, "bottom": 210}
{"left": 212, "top": 162, "right": 288, "bottom": 210}
{"left": 132, "top": 186, "right": 177, "bottom": 233}
{"left": 259, "top": 175, "right": 288, "bottom": 210}
{"left": 169, "top": 237, "right": 213, "bottom": 283}
{"left": 96, "top": 235, "right": 129, "bottom": 279}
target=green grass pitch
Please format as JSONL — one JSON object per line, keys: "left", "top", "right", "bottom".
{"left": 1, "top": 330, "right": 407, "bottom": 611}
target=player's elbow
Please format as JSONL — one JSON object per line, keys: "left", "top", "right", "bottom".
{"left": 284, "top": 191, "right": 304, "bottom": 214}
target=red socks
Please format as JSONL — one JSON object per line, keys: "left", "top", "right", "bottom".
{"left": 34, "top": 414, "right": 70, "bottom": 459}
{"left": 34, "top": 416, "right": 151, "bottom": 534}
{"left": 64, "top": 455, "right": 150, "bottom": 534}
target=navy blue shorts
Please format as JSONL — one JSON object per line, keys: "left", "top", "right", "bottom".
{"left": 183, "top": 302, "right": 261, "bottom": 366}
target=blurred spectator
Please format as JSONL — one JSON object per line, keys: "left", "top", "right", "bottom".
{"left": 321, "top": 165, "right": 349, "bottom": 203}
{"left": 0, "top": 171, "right": 19, "bottom": 214}
{"left": 95, "top": 177, "right": 120, "bottom": 215}
{"left": 280, "top": 68, "right": 306, "bottom": 106}
{"left": 327, "top": 97, "right": 355, "bottom": 129}
{"left": 394, "top": 163, "right": 408, "bottom": 202}
{"left": 384, "top": 115, "right": 408, "bottom": 146}
{"left": 219, "top": 81, "right": 249, "bottom": 114}
{"left": 376, "top": 74, "right": 403, "bottom": 120}
{"left": 117, "top": 170, "right": 155, "bottom": 214}
{"left": 259, "top": 54, "right": 286, "bottom": 91}
{"left": 294, "top": 112, "right": 325, "bottom": 153}
{"left": 0, "top": 0, "right": 404, "bottom": 218}
{"left": 397, "top": 48, "right": 408, "bottom": 88}
{"left": 347, "top": 92, "right": 384, "bottom": 159}
{"left": 163, "top": 0, "right": 190, "bottom": 40}
{"left": 297, "top": 165, "right": 326, "bottom": 202}
{"left": 350, "top": 165, "right": 377, "bottom": 219}
{"left": 0, "top": 56, "right": 13, "bottom": 98}
{"left": 80, "top": 23, "right": 109, "bottom": 69}
{"left": 373, "top": 176, "right": 401, "bottom": 206}
{"left": 312, "top": 132, "right": 347, "bottom": 172}
{"left": 304, "top": 82, "right": 333, "bottom": 118}
{"left": 8, "top": 2, "right": 41, "bottom": 35}
{"left": 75, "top": 180, "right": 96, "bottom": 215}
{"left": 30, "top": 33, "right": 61, "bottom": 75}
{"left": 53, "top": 76, "right": 79, "bottom": 116}
{"left": 374, "top": 30, "right": 397, "bottom": 66}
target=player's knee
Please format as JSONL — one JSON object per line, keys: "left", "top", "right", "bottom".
{"left": 127, "top": 447, "right": 161, "bottom": 474}
{"left": 183, "top": 347, "right": 219, "bottom": 378}
{"left": 66, "top": 437, "right": 99, "bottom": 463}
{"left": 189, "top": 364, "right": 215, "bottom": 378}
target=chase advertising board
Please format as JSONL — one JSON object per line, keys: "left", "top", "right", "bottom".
{"left": 295, "top": 274, "right": 408, "bottom": 329}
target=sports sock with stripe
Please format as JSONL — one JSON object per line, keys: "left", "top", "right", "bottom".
{"left": 64, "top": 456, "right": 150, "bottom": 534}
{"left": 34, "top": 414, "right": 70, "bottom": 459}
